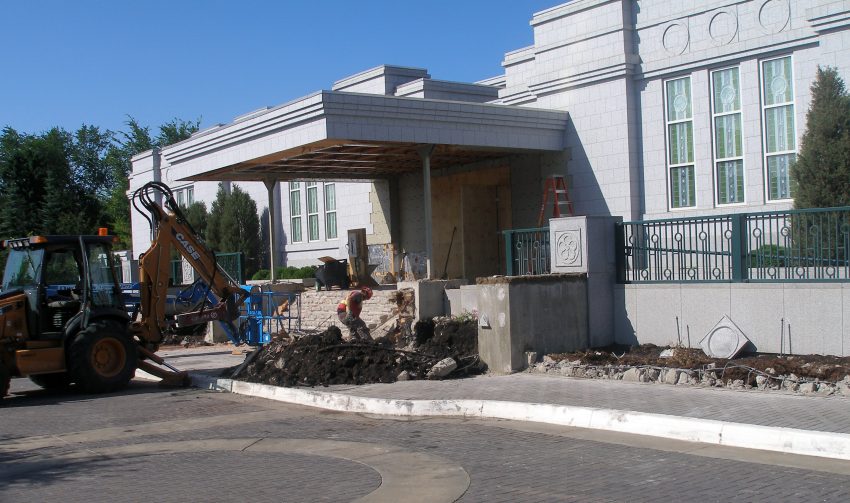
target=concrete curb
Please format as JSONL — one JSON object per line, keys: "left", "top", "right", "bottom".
{"left": 190, "top": 373, "right": 850, "bottom": 461}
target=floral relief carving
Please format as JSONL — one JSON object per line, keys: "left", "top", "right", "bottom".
{"left": 555, "top": 230, "right": 582, "bottom": 267}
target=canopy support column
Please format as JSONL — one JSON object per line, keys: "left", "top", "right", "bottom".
{"left": 263, "top": 177, "right": 279, "bottom": 283}
{"left": 418, "top": 144, "right": 435, "bottom": 279}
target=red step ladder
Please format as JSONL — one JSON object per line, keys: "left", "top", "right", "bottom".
{"left": 537, "top": 175, "right": 574, "bottom": 226}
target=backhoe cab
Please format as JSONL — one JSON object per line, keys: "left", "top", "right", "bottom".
{"left": 0, "top": 234, "right": 136, "bottom": 397}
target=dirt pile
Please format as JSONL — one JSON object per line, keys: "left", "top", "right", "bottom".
{"left": 539, "top": 344, "right": 850, "bottom": 390}
{"left": 235, "top": 317, "right": 482, "bottom": 387}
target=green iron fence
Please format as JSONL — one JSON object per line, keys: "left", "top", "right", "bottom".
{"left": 503, "top": 227, "right": 550, "bottom": 276}
{"left": 170, "top": 252, "right": 244, "bottom": 285}
{"left": 618, "top": 207, "right": 850, "bottom": 283}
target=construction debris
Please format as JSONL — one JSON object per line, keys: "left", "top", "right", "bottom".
{"left": 532, "top": 344, "right": 850, "bottom": 396}
{"left": 233, "top": 315, "right": 482, "bottom": 387}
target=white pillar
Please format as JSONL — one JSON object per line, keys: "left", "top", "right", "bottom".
{"left": 418, "top": 145, "right": 435, "bottom": 278}
{"left": 263, "top": 178, "right": 278, "bottom": 283}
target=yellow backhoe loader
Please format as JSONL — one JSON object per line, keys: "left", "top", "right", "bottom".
{"left": 0, "top": 181, "right": 249, "bottom": 397}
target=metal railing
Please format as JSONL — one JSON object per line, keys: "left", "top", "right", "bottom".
{"left": 618, "top": 207, "right": 850, "bottom": 283}
{"left": 503, "top": 227, "right": 550, "bottom": 276}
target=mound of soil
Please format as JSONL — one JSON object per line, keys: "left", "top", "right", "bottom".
{"left": 548, "top": 344, "right": 850, "bottom": 386}
{"left": 236, "top": 318, "right": 482, "bottom": 387}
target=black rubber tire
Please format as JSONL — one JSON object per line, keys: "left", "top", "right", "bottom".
{"left": 29, "top": 372, "right": 71, "bottom": 390}
{"left": 68, "top": 320, "right": 138, "bottom": 394}
{"left": 0, "top": 362, "right": 10, "bottom": 399}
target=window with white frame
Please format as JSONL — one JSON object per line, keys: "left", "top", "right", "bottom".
{"left": 306, "top": 182, "right": 319, "bottom": 241}
{"left": 762, "top": 56, "right": 796, "bottom": 201}
{"left": 289, "top": 182, "right": 302, "bottom": 243}
{"left": 665, "top": 77, "right": 696, "bottom": 208}
{"left": 324, "top": 183, "right": 337, "bottom": 239}
{"left": 711, "top": 67, "right": 745, "bottom": 205}
{"left": 174, "top": 185, "right": 194, "bottom": 207}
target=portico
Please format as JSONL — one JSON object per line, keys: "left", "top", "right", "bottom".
{"left": 146, "top": 85, "right": 569, "bottom": 280}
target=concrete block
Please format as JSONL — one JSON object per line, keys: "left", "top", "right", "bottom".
{"left": 460, "top": 285, "right": 479, "bottom": 317}
{"left": 205, "top": 321, "right": 231, "bottom": 344}
{"left": 476, "top": 275, "right": 588, "bottom": 374}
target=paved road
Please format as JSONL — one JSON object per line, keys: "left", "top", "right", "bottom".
{"left": 3, "top": 378, "right": 850, "bottom": 502}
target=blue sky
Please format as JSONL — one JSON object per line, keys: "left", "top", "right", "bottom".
{"left": 1, "top": 1, "right": 558, "bottom": 135}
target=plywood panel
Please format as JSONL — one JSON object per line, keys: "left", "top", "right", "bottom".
{"left": 430, "top": 165, "right": 512, "bottom": 279}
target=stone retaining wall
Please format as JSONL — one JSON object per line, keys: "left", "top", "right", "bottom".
{"left": 298, "top": 288, "right": 399, "bottom": 331}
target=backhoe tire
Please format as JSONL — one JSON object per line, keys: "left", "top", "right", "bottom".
{"left": 29, "top": 372, "right": 71, "bottom": 390}
{"left": 68, "top": 320, "right": 137, "bottom": 394}
{"left": 0, "top": 363, "right": 10, "bottom": 399}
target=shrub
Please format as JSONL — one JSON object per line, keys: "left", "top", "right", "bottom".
{"left": 251, "top": 266, "right": 318, "bottom": 280}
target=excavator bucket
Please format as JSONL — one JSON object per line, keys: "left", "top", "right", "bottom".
{"left": 175, "top": 301, "right": 234, "bottom": 327}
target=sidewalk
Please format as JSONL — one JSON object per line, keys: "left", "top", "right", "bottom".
{"left": 149, "top": 346, "right": 850, "bottom": 461}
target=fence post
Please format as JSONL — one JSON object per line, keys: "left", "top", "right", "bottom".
{"left": 731, "top": 213, "right": 748, "bottom": 282}
{"left": 504, "top": 231, "right": 514, "bottom": 276}
{"left": 614, "top": 222, "right": 626, "bottom": 283}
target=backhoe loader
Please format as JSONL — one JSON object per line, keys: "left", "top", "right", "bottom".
{"left": 0, "top": 182, "right": 249, "bottom": 397}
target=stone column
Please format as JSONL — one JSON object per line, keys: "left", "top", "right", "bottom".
{"left": 549, "top": 216, "right": 621, "bottom": 347}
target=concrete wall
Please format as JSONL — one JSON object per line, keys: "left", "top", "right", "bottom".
{"left": 477, "top": 275, "right": 588, "bottom": 374}
{"left": 616, "top": 283, "right": 850, "bottom": 356}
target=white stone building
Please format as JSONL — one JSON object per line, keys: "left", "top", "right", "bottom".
{"left": 129, "top": 0, "right": 850, "bottom": 280}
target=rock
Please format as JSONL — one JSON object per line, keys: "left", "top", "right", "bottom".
{"left": 659, "top": 349, "right": 675, "bottom": 359}
{"left": 526, "top": 352, "right": 538, "bottom": 367}
{"left": 756, "top": 375, "right": 768, "bottom": 389}
{"left": 788, "top": 373, "right": 799, "bottom": 382}
{"left": 782, "top": 378, "right": 799, "bottom": 392}
{"left": 818, "top": 384, "right": 835, "bottom": 396}
{"left": 766, "top": 367, "right": 776, "bottom": 375}
{"left": 677, "top": 371, "right": 692, "bottom": 385}
{"left": 837, "top": 381, "right": 850, "bottom": 397}
{"left": 274, "top": 357, "right": 285, "bottom": 370}
{"left": 644, "top": 369, "right": 660, "bottom": 382}
{"left": 397, "top": 370, "right": 411, "bottom": 381}
{"left": 560, "top": 366, "right": 574, "bottom": 377}
{"left": 623, "top": 368, "right": 643, "bottom": 382}
{"left": 663, "top": 369, "right": 679, "bottom": 385}
{"left": 426, "top": 358, "right": 457, "bottom": 379}
{"left": 706, "top": 363, "right": 716, "bottom": 370}
{"left": 542, "top": 355, "right": 557, "bottom": 365}
{"left": 730, "top": 379, "right": 745, "bottom": 389}
{"left": 798, "top": 382, "right": 817, "bottom": 394}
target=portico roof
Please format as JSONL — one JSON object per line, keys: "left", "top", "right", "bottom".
{"left": 157, "top": 90, "right": 569, "bottom": 182}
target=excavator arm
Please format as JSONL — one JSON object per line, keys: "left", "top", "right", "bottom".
{"left": 130, "top": 182, "right": 249, "bottom": 350}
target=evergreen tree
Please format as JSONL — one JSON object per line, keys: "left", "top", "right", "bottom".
{"left": 205, "top": 185, "right": 261, "bottom": 277}
{"left": 181, "top": 201, "right": 208, "bottom": 240}
{"left": 205, "top": 184, "right": 227, "bottom": 252}
{"left": 791, "top": 66, "right": 850, "bottom": 209}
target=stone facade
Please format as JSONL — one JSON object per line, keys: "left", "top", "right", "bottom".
{"left": 497, "top": 0, "right": 850, "bottom": 220}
